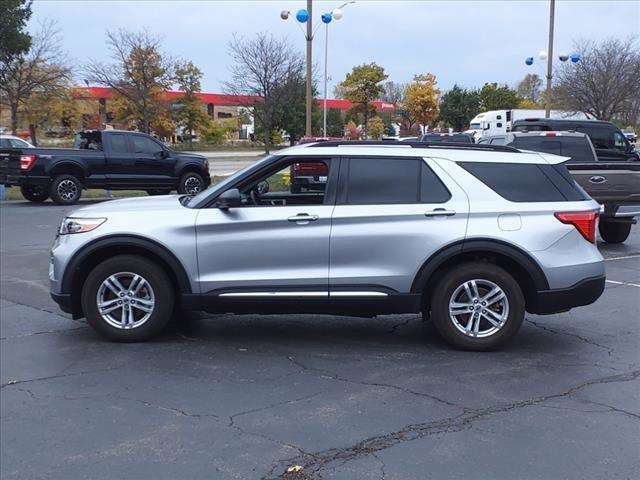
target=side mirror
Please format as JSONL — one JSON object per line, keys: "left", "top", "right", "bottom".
{"left": 216, "top": 189, "right": 241, "bottom": 209}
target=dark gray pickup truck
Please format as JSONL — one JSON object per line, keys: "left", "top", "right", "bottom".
{"left": 0, "top": 130, "right": 211, "bottom": 205}
{"left": 493, "top": 131, "right": 640, "bottom": 244}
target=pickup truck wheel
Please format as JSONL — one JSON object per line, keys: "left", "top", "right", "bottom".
{"left": 428, "top": 262, "right": 525, "bottom": 351}
{"left": 178, "top": 172, "right": 204, "bottom": 195}
{"left": 599, "top": 221, "right": 631, "bottom": 244}
{"left": 81, "top": 255, "right": 174, "bottom": 342}
{"left": 20, "top": 185, "right": 49, "bottom": 203}
{"left": 147, "top": 189, "right": 172, "bottom": 196}
{"left": 50, "top": 174, "right": 82, "bottom": 205}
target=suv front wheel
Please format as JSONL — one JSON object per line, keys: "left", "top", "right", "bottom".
{"left": 81, "top": 255, "right": 174, "bottom": 342}
{"left": 428, "top": 262, "right": 525, "bottom": 351}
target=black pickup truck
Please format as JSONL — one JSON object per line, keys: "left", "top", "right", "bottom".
{"left": 0, "top": 130, "right": 211, "bottom": 205}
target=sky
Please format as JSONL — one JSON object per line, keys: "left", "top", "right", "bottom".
{"left": 30, "top": 0, "right": 640, "bottom": 97}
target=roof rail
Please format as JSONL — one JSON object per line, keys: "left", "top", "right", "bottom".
{"left": 307, "top": 140, "right": 521, "bottom": 153}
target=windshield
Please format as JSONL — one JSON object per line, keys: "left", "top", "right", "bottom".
{"left": 186, "top": 154, "right": 275, "bottom": 207}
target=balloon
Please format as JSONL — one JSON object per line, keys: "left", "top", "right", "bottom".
{"left": 570, "top": 53, "right": 580, "bottom": 63}
{"left": 525, "top": 57, "right": 534, "bottom": 66}
{"left": 332, "top": 8, "right": 343, "bottom": 20}
{"left": 538, "top": 50, "right": 548, "bottom": 61}
{"left": 280, "top": 10, "right": 290, "bottom": 20}
{"left": 558, "top": 54, "right": 569, "bottom": 62}
{"left": 321, "top": 12, "right": 332, "bottom": 24}
{"left": 296, "top": 9, "right": 309, "bottom": 22}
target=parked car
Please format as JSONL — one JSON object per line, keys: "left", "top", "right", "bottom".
{"left": 0, "top": 129, "right": 211, "bottom": 205}
{"left": 0, "top": 134, "right": 34, "bottom": 149}
{"left": 50, "top": 141, "right": 604, "bottom": 350}
{"left": 511, "top": 118, "right": 639, "bottom": 162}
{"left": 419, "top": 133, "right": 474, "bottom": 143}
{"left": 624, "top": 130, "right": 637, "bottom": 143}
{"left": 491, "top": 131, "right": 640, "bottom": 243}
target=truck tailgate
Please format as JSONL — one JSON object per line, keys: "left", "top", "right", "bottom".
{"left": 0, "top": 150, "right": 22, "bottom": 185}
{"left": 568, "top": 162, "right": 640, "bottom": 204}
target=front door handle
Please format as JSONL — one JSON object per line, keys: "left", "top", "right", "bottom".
{"left": 288, "top": 214, "right": 319, "bottom": 223}
{"left": 424, "top": 208, "right": 456, "bottom": 217}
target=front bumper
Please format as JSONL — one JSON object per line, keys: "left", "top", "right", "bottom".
{"left": 527, "top": 275, "right": 606, "bottom": 315}
{"left": 50, "top": 292, "right": 73, "bottom": 314}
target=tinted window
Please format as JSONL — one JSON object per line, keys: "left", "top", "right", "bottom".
{"left": 0, "top": 139, "right": 10, "bottom": 148}
{"left": 109, "top": 134, "right": 129, "bottom": 153}
{"left": 10, "top": 138, "right": 29, "bottom": 148}
{"left": 346, "top": 157, "right": 449, "bottom": 205}
{"left": 460, "top": 162, "right": 588, "bottom": 202}
{"left": 511, "top": 136, "right": 595, "bottom": 163}
{"left": 132, "top": 135, "right": 163, "bottom": 155}
{"left": 579, "top": 125, "right": 613, "bottom": 150}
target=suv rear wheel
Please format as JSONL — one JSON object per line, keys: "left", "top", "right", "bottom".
{"left": 427, "top": 262, "right": 525, "bottom": 351}
{"left": 81, "top": 255, "right": 174, "bottom": 342}
{"left": 598, "top": 221, "right": 631, "bottom": 244}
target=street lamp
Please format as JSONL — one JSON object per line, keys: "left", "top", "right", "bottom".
{"left": 320, "top": 1, "right": 355, "bottom": 137}
{"left": 280, "top": 1, "right": 355, "bottom": 138}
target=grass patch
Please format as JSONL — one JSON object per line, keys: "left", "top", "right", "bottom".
{"left": 2, "top": 187, "right": 147, "bottom": 202}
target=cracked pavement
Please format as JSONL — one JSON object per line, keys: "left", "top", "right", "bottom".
{"left": 1, "top": 201, "right": 639, "bottom": 479}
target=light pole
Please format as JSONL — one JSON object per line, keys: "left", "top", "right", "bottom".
{"left": 321, "top": 1, "right": 355, "bottom": 137}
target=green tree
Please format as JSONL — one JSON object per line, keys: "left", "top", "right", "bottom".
{"left": 479, "top": 83, "right": 521, "bottom": 111}
{"left": 271, "top": 72, "right": 320, "bottom": 144}
{"left": 438, "top": 85, "right": 481, "bottom": 132}
{"left": 404, "top": 73, "right": 440, "bottom": 130}
{"left": 0, "top": 0, "right": 32, "bottom": 65}
{"left": 86, "top": 29, "right": 175, "bottom": 134}
{"left": 201, "top": 119, "right": 237, "bottom": 144}
{"left": 174, "top": 60, "right": 209, "bottom": 147}
{"left": 367, "top": 116, "right": 384, "bottom": 139}
{"left": 325, "top": 108, "right": 345, "bottom": 137}
{"left": 516, "top": 73, "right": 542, "bottom": 104}
{"left": 339, "top": 63, "right": 388, "bottom": 135}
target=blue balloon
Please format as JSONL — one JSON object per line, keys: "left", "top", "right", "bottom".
{"left": 321, "top": 12, "right": 332, "bottom": 24}
{"left": 296, "top": 9, "right": 309, "bottom": 22}
{"left": 525, "top": 57, "right": 534, "bottom": 66}
{"left": 570, "top": 53, "right": 580, "bottom": 63}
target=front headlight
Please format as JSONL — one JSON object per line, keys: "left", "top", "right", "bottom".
{"left": 59, "top": 217, "right": 106, "bottom": 235}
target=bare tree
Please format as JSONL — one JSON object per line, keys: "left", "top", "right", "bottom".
{"left": 380, "top": 81, "right": 405, "bottom": 104}
{"left": 223, "top": 32, "right": 304, "bottom": 153}
{"left": 517, "top": 74, "right": 543, "bottom": 104}
{"left": 555, "top": 37, "right": 640, "bottom": 121}
{"left": 0, "top": 19, "right": 71, "bottom": 137}
{"left": 85, "top": 29, "right": 175, "bottom": 133}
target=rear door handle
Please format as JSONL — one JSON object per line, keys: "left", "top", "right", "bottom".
{"left": 288, "top": 214, "right": 319, "bottom": 223}
{"left": 424, "top": 208, "right": 456, "bottom": 217}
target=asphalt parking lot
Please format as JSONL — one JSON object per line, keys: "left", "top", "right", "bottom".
{"left": 1, "top": 200, "right": 639, "bottom": 480}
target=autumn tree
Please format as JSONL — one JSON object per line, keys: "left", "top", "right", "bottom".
{"left": 479, "top": 83, "right": 521, "bottom": 111}
{"left": 339, "top": 63, "right": 388, "bottom": 135}
{"left": 404, "top": 73, "right": 440, "bottom": 131}
{"left": 438, "top": 85, "right": 481, "bottom": 132}
{"left": 86, "top": 29, "right": 175, "bottom": 134}
{"left": 21, "top": 88, "right": 80, "bottom": 144}
{"left": 224, "top": 32, "right": 304, "bottom": 153}
{"left": 366, "top": 116, "right": 384, "bottom": 139}
{"left": 174, "top": 60, "right": 209, "bottom": 147}
{"left": 516, "top": 74, "right": 543, "bottom": 104}
{"left": 554, "top": 37, "right": 640, "bottom": 121}
{"left": 0, "top": 20, "right": 72, "bottom": 136}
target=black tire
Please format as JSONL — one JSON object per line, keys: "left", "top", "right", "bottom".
{"left": 427, "top": 262, "right": 525, "bottom": 351}
{"left": 81, "top": 255, "right": 174, "bottom": 342}
{"left": 146, "top": 189, "right": 172, "bottom": 196}
{"left": 50, "top": 174, "right": 82, "bottom": 205}
{"left": 20, "top": 185, "right": 49, "bottom": 203}
{"left": 177, "top": 172, "right": 204, "bottom": 195}
{"left": 598, "top": 221, "right": 631, "bottom": 244}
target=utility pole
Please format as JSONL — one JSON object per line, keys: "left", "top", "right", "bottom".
{"left": 305, "top": 0, "right": 313, "bottom": 137}
{"left": 545, "top": 0, "right": 555, "bottom": 118}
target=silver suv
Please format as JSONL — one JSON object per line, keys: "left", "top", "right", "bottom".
{"left": 50, "top": 141, "right": 605, "bottom": 350}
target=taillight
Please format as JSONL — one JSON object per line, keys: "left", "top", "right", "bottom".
{"left": 20, "top": 154, "right": 37, "bottom": 171}
{"left": 554, "top": 211, "right": 599, "bottom": 243}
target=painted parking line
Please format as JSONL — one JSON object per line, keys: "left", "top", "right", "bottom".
{"left": 606, "top": 279, "right": 640, "bottom": 288}
{"left": 603, "top": 254, "right": 640, "bottom": 262}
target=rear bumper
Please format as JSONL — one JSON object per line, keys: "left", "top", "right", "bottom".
{"left": 527, "top": 275, "right": 606, "bottom": 315}
{"left": 3, "top": 175, "right": 50, "bottom": 187}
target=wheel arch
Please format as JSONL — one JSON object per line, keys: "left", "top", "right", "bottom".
{"left": 411, "top": 239, "right": 549, "bottom": 310}
{"left": 62, "top": 235, "right": 192, "bottom": 318}
{"left": 48, "top": 160, "right": 87, "bottom": 180}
